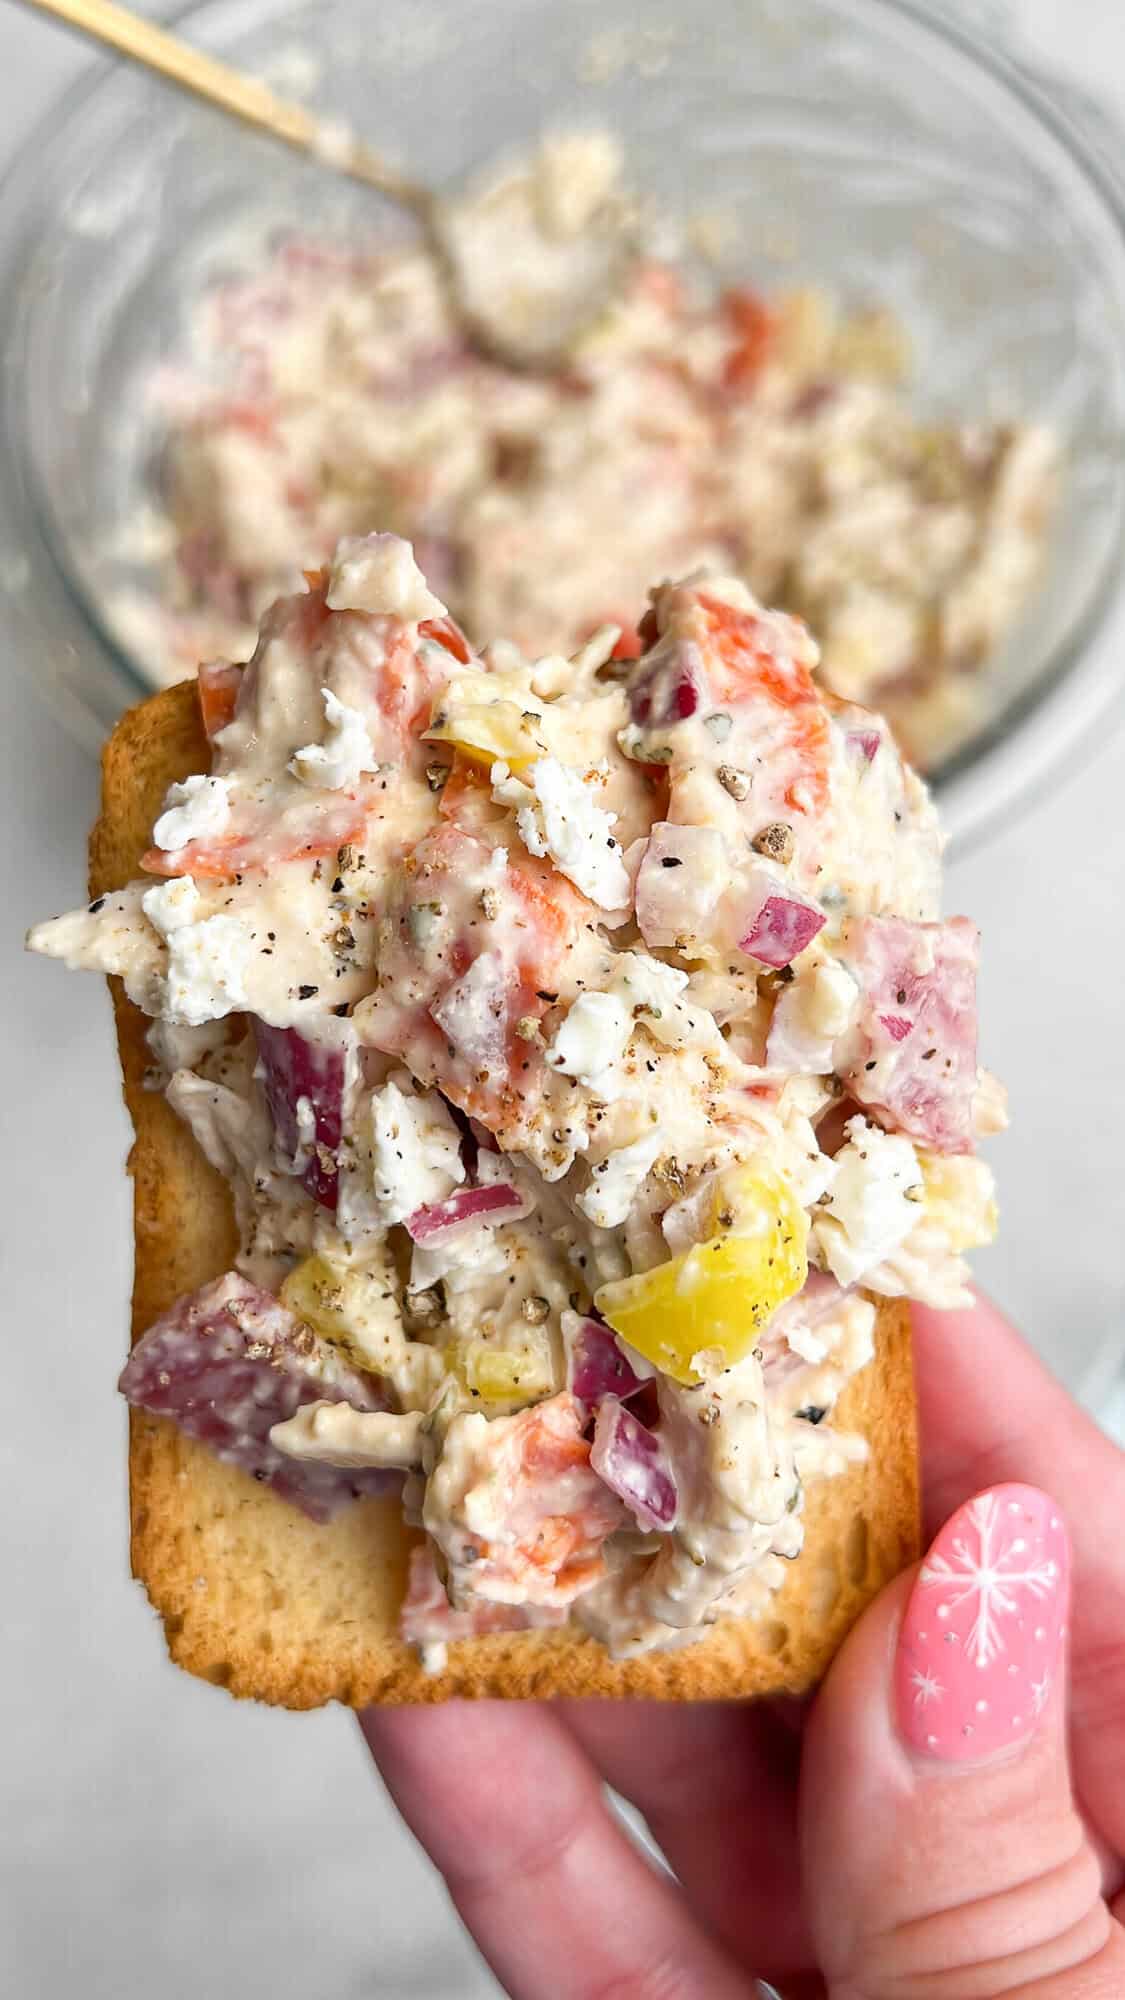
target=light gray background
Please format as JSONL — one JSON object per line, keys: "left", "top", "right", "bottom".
{"left": 4, "top": 3, "right": 1124, "bottom": 1995}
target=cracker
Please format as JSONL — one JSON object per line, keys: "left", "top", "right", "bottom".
{"left": 90, "top": 681, "right": 920, "bottom": 1705}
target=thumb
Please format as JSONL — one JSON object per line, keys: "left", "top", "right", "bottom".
{"left": 800, "top": 1483, "right": 1125, "bottom": 1997}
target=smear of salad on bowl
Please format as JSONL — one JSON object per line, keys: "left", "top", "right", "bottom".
{"left": 114, "top": 136, "right": 1054, "bottom": 775}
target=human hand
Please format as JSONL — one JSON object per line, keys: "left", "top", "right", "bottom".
{"left": 360, "top": 1296, "right": 1125, "bottom": 1997}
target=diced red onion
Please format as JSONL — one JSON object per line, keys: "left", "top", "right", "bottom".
{"left": 739, "top": 880, "right": 825, "bottom": 968}
{"left": 405, "top": 1181, "right": 528, "bottom": 1245}
{"left": 118, "top": 1271, "right": 393, "bottom": 1521}
{"left": 566, "top": 1315, "right": 644, "bottom": 1407}
{"left": 590, "top": 1398, "right": 678, "bottom": 1532}
{"left": 626, "top": 1379, "right": 661, "bottom": 1430}
{"left": 847, "top": 728, "right": 882, "bottom": 763}
{"left": 254, "top": 1020, "right": 344, "bottom": 1211}
{"left": 628, "top": 637, "right": 707, "bottom": 728}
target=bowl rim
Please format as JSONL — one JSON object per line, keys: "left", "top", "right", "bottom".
{"left": 2, "top": 0, "right": 1124, "bottom": 842}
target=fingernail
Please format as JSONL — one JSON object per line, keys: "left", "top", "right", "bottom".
{"left": 895, "top": 1483, "right": 1070, "bottom": 1764}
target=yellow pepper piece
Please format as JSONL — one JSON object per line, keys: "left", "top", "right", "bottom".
{"left": 707, "top": 1161, "right": 789, "bottom": 1235}
{"left": 424, "top": 669, "right": 548, "bottom": 772}
{"left": 457, "top": 1338, "right": 553, "bottom": 1407}
{"left": 595, "top": 1170, "right": 808, "bottom": 1385}
{"left": 280, "top": 1252, "right": 398, "bottom": 1373}
{"left": 281, "top": 1253, "right": 353, "bottom": 1338}
{"left": 917, "top": 1152, "right": 998, "bottom": 1253}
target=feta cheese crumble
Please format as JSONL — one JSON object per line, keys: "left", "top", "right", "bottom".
{"left": 152, "top": 774, "right": 231, "bottom": 852}
{"left": 290, "top": 1094, "right": 317, "bottom": 1174}
{"left": 141, "top": 875, "right": 200, "bottom": 935}
{"left": 578, "top": 1127, "right": 663, "bottom": 1229}
{"left": 813, "top": 1116, "right": 923, "bottom": 1285}
{"left": 611, "top": 952, "right": 723, "bottom": 1052}
{"left": 766, "top": 956, "right": 859, "bottom": 1072}
{"left": 142, "top": 876, "right": 252, "bottom": 1025}
{"left": 369, "top": 1075, "right": 466, "bottom": 1227}
{"left": 546, "top": 991, "right": 632, "bottom": 1099}
{"left": 326, "top": 532, "right": 445, "bottom": 623}
{"left": 289, "top": 687, "right": 377, "bottom": 791}
{"left": 491, "top": 756, "right": 630, "bottom": 909}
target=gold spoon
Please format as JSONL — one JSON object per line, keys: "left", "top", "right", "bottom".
{"left": 17, "top": 0, "right": 635, "bottom": 368}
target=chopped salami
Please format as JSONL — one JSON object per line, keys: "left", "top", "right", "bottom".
{"left": 738, "top": 871, "right": 825, "bottom": 968}
{"left": 254, "top": 1019, "right": 344, "bottom": 1209}
{"left": 118, "top": 1272, "right": 393, "bottom": 1520}
{"left": 838, "top": 914, "right": 979, "bottom": 1153}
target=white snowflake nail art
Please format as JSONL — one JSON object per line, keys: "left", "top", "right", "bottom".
{"left": 919, "top": 1490, "right": 1058, "bottom": 1669}
{"left": 897, "top": 1485, "right": 1068, "bottom": 1763}
{"left": 911, "top": 1668, "right": 944, "bottom": 1708}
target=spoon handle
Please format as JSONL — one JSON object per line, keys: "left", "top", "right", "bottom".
{"left": 16, "top": 0, "right": 429, "bottom": 212}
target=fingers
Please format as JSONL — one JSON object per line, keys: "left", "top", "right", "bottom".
{"left": 559, "top": 1698, "right": 811, "bottom": 1979}
{"left": 912, "top": 1294, "right": 1119, "bottom": 1536}
{"left": 914, "top": 1295, "right": 1125, "bottom": 1861}
{"left": 359, "top": 1699, "right": 749, "bottom": 2000}
{"left": 802, "top": 1482, "right": 1125, "bottom": 1998}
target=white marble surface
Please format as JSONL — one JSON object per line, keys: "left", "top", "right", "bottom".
{"left": 3, "top": 4, "right": 1124, "bottom": 1996}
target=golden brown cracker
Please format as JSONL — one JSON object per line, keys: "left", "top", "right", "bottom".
{"left": 91, "top": 681, "right": 920, "bottom": 1706}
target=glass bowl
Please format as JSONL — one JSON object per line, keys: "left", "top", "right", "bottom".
{"left": 2, "top": 0, "right": 1125, "bottom": 848}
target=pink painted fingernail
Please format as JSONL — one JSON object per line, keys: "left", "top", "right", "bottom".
{"left": 895, "top": 1484, "right": 1070, "bottom": 1764}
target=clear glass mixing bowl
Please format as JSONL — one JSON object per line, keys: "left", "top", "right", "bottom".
{"left": 2, "top": 0, "right": 1125, "bottom": 847}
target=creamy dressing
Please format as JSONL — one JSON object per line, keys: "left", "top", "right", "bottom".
{"left": 28, "top": 532, "right": 1001, "bottom": 1659}
{"left": 270, "top": 1402, "right": 426, "bottom": 1469}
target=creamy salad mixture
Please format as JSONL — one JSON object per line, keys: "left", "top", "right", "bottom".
{"left": 30, "top": 532, "right": 1002, "bottom": 1662}
{"left": 121, "top": 139, "right": 1054, "bottom": 773}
